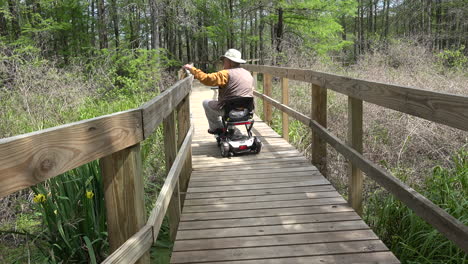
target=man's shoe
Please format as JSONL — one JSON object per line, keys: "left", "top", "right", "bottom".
{"left": 208, "top": 128, "right": 223, "bottom": 135}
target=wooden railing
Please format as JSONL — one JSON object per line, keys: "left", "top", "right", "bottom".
{"left": 243, "top": 64, "right": 468, "bottom": 254}
{"left": 0, "top": 75, "right": 194, "bottom": 263}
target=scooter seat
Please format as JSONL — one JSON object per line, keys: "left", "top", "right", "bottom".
{"left": 226, "top": 108, "right": 252, "bottom": 122}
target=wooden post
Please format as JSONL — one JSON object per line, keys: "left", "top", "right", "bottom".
{"left": 252, "top": 72, "right": 258, "bottom": 91}
{"left": 281, "top": 77, "right": 289, "bottom": 141}
{"left": 263, "top": 73, "right": 272, "bottom": 125}
{"left": 164, "top": 110, "right": 181, "bottom": 242}
{"left": 101, "top": 143, "right": 150, "bottom": 264}
{"left": 177, "top": 95, "right": 192, "bottom": 207}
{"left": 348, "top": 96, "right": 363, "bottom": 215}
{"left": 311, "top": 84, "right": 327, "bottom": 176}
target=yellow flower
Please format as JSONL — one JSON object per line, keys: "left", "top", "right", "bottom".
{"left": 33, "top": 194, "right": 46, "bottom": 203}
{"left": 85, "top": 191, "right": 94, "bottom": 199}
{"left": 54, "top": 210, "right": 58, "bottom": 215}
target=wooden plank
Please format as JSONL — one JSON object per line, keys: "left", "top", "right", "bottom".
{"left": 171, "top": 239, "right": 389, "bottom": 263}
{"left": 100, "top": 144, "right": 149, "bottom": 263}
{"left": 254, "top": 89, "right": 468, "bottom": 253}
{"left": 311, "top": 83, "right": 327, "bottom": 176}
{"left": 182, "top": 197, "right": 346, "bottom": 213}
{"left": 281, "top": 77, "right": 289, "bottom": 141}
{"left": 348, "top": 96, "right": 363, "bottom": 215}
{"left": 181, "top": 204, "right": 354, "bottom": 221}
{"left": 0, "top": 109, "right": 143, "bottom": 198}
{"left": 147, "top": 126, "right": 193, "bottom": 242}
{"left": 164, "top": 110, "right": 181, "bottom": 242}
{"left": 192, "top": 161, "right": 311, "bottom": 172}
{"left": 178, "top": 211, "right": 360, "bottom": 230}
{"left": 192, "top": 156, "right": 309, "bottom": 168}
{"left": 187, "top": 252, "right": 400, "bottom": 264}
{"left": 173, "top": 229, "right": 376, "bottom": 251}
{"left": 185, "top": 185, "right": 336, "bottom": 200}
{"left": 187, "top": 178, "right": 330, "bottom": 193}
{"left": 190, "top": 170, "right": 319, "bottom": 181}
{"left": 243, "top": 64, "right": 468, "bottom": 132}
{"left": 188, "top": 176, "right": 318, "bottom": 187}
{"left": 102, "top": 225, "right": 153, "bottom": 264}
{"left": 141, "top": 76, "right": 193, "bottom": 138}
{"left": 263, "top": 73, "right": 273, "bottom": 125}
{"left": 190, "top": 166, "right": 317, "bottom": 177}
{"left": 184, "top": 191, "right": 341, "bottom": 206}
{"left": 176, "top": 219, "right": 369, "bottom": 240}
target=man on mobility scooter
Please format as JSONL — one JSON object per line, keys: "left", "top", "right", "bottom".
{"left": 183, "top": 49, "right": 262, "bottom": 157}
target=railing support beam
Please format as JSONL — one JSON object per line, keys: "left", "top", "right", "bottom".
{"left": 100, "top": 143, "right": 150, "bottom": 264}
{"left": 263, "top": 73, "right": 273, "bottom": 125}
{"left": 164, "top": 110, "right": 181, "bottom": 242}
{"left": 177, "top": 95, "right": 192, "bottom": 207}
{"left": 311, "top": 84, "right": 327, "bottom": 176}
{"left": 281, "top": 77, "right": 289, "bottom": 141}
{"left": 348, "top": 96, "right": 363, "bottom": 215}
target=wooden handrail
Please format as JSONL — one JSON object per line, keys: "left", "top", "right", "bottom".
{"left": 103, "top": 125, "right": 193, "bottom": 264}
{"left": 0, "top": 76, "right": 193, "bottom": 199}
{"left": 0, "top": 75, "right": 194, "bottom": 263}
{"left": 243, "top": 65, "right": 468, "bottom": 131}
{"left": 254, "top": 90, "right": 468, "bottom": 253}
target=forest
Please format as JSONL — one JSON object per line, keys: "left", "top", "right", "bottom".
{"left": 0, "top": 0, "right": 467, "bottom": 263}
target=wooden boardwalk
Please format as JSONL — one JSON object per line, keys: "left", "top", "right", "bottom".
{"left": 170, "top": 82, "right": 400, "bottom": 263}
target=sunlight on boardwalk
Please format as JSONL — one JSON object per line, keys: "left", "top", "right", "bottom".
{"left": 170, "top": 81, "right": 399, "bottom": 263}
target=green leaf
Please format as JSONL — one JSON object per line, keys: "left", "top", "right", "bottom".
{"left": 83, "top": 236, "right": 97, "bottom": 264}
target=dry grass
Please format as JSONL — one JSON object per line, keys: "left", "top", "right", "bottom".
{"left": 269, "top": 40, "right": 467, "bottom": 198}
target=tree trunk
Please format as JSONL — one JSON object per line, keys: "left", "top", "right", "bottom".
{"left": 259, "top": 5, "right": 265, "bottom": 63}
{"left": 275, "top": 7, "right": 284, "bottom": 54}
{"left": 97, "top": 0, "right": 108, "bottom": 49}
{"left": 150, "top": 0, "right": 159, "bottom": 49}
{"left": 7, "top": 0, "right": 20, "bottom": 39}
{"left": 110, "top": 0, "right": 119, "bottom": 49}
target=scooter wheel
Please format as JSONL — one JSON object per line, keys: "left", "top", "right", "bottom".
{"left": 254, "top": 137, "right": 262, "bottom": 154}
{"left": 220, "top": 142, "right": 230, "bottom": 157}
{"left": 216, "top": 137, "right": 221, "bottom": 146}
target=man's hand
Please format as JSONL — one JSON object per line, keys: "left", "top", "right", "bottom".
{"left": 183, "top": 64, "right": 193, "bottom": 70}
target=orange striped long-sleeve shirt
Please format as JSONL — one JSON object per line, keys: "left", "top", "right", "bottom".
{"left": 189, "top": 67, "right": 229, "bottom": 88}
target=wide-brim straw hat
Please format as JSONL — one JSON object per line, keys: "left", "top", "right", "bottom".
{"left": 220, "top": 49, "right": 246, "bottom": 64}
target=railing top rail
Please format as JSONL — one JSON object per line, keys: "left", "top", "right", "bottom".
{"left": 254, "top": 90, "right": 468, "bottom": 253}
{"left": 244, "top": 64, "right": 468, "bottom": 131}
{"left": 0, "top": 75, "right": 193, "bottom": 198}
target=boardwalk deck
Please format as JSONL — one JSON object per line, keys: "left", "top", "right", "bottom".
{"left": 170, "top": 82, "right": 400, "bottom": 263}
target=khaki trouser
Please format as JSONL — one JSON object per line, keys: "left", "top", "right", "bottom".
{"left": 202, "top": 99, "right": 224, "bottom": 130}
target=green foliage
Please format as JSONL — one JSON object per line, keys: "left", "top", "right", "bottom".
{"left": 365, "top": 150, "right": 468, "bottom": 263}
{"left": 437, "top": 46, "right": 468, "bottom": 71}
{"left": 30, "top": 161, "right": 108, "bottom": 263}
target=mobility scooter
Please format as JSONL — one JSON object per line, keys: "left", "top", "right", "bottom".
{"left": 215, "top": 97, "right": 262, "bottom": 157}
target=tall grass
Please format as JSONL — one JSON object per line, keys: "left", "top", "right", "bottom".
{"left": 365, "top": 150, "right": 467, "bottom": 263}
{"left": 31, "top": 161, "right": 107, "bottom": 263}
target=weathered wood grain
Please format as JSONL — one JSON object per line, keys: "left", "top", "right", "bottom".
{"left": 102, "top": 225, "right": 153, "bottom": 264}
{"left": 171, "top": 240, "right": 390, "bottom": 263}
{"left": 173, "top": 229, "right": 376, "bottom": 251}
{"left": 281, "top": 77, "right": 289, "bottom": 141}
{"left": 348, "top": 96, "right": 363, "bottom": 215}
{"left": 311, "top": 83, "right": 327, "bottom": 176}
{"left": 185, "top": 252, "right": 400, "bottom": 264}
{"left": 263, "top": 73, "right": 273, "bottom": 125}
{"left": 147, "top": 126, "right": 193, "bottom": 242}
{"left": 256, "top": 90, "right": 468, "bottom": 253}
{"left": 141, "top": 76, "right": 193, "bottom": 138}
{"left": 178, "top": 211, "right": 359, "bottom": 230}
{"left": 164, "top": 110, "right": 181, "bottom": 242}
{"left": 0, "top": 109, "right": 143, "bottom": 198}
{"left": 244, "top": 64, "right": 468, "bottom": 131}
{"left": 100, "top": 144, "right": 149, "bottom": 263}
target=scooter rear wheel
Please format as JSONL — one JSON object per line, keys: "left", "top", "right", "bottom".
{"left": 220, "top": 142, "right": 230, "bottom": 157}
